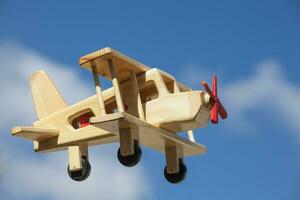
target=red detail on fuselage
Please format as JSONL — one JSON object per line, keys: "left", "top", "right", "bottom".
{"left": 78, "top": 114, "right": 91, "bottom": 128}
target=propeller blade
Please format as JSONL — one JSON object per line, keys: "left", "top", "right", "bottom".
{"left": 212, "top": 75, "right": 217, "bottom": 97}
{"left": 216, "top": 99, "right": 227, "bottom": 119}
{"left": 211, "top": 75, "right": 218, "bottom": 123}
{"left": 211, "top": 102, "right": 219, "bottom": 124}
{"left": 201, "top": 81, "right": 214, "bottom": 98}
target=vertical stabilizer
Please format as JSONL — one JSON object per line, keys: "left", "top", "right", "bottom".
{"left": 30, "top": 71, "right": 67, "bottom": 119}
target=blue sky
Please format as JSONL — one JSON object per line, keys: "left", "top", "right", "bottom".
{"left": 1, "top": 0, "right": 300, "bottom": 199}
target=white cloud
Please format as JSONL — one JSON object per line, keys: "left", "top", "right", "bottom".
{"left": 181, "top": 60, "right": 300, "bottom": 135}
{"left": 0, "top": 41, "right": 151, "bottom": 200}
{"left": 222, "top": 60, "right": 300, "bottom": 134}
{"left": 1, "top": 147, "right": 150, "bottom": 200}
{"left": 0, "top": 41, "right": 94, "bottom": 127}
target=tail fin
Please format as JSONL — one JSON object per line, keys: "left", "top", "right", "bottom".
{"left": 30, "top": 71, "right": 67, "bottom": 119}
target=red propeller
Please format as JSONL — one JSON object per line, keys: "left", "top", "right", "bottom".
{"left": 201, "top": 75, "right": 227, "bottom": 124}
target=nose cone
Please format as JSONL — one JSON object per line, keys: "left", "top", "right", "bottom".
{"left": 202, "top": 92, "right": 213, "bottom": 109}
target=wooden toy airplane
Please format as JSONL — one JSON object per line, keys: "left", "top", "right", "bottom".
{"left": 11, "top": 47, "right": 227, "bottom": 184}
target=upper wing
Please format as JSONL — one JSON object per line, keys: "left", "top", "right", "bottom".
{"left": 78, "top": 47, "right": 191, "bottom": 91}
{"left": 79, "top": 47, "right": 150, "bottom": 82}
{"left": 11, "top": 127, "right": 59, "bottom": 142}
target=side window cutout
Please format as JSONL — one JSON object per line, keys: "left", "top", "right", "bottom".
{"left": 140, "top": 80, "right": 159, "bottom": 103}
{"left": 71, "top": 110, "right": 95, "bottom": 129}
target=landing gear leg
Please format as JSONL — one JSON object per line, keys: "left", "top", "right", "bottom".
{"left": 67, "top": 144, "right": 91, "bottom": 181}
{"left": 164, "top": 145, "right": 187, "bottom": 184}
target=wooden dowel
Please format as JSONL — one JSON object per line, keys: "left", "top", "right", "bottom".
{"left": 108, "top": 59, "right": 125, "bottom": 113}
{"left": 130, "top": 70, "right": 145, "bottom": 121}
{"left": 91, "top": 61, "right": 106, "bottom": 116}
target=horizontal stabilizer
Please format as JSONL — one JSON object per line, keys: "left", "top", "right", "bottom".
{"left": 11, "top": 127, "right": 59, "bottom": 141}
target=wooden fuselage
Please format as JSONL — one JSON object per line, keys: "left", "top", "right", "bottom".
{"left": 32, "top": 69, "right": 211, "bottom": 152}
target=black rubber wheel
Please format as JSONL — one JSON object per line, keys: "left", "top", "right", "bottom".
{"left": 164, "top": 159, "right": 187, "bottom": 184}
{"left": 117, "top": 140, "right": 142, "bottom": 167}
{"left": 67, "top": 158, "right": 91, "bottom": 181}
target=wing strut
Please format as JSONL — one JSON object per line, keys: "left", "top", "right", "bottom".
{"left": 107, "top": 59, "right": 135, "bottom": 156}
{"left": 91, "top": 61, "right": 107, "bottom": 116}
{"left": 108, "top": 59, "right": 125, "bottom": 113}
{"left": 187, "top": 130, "right": 195, "bottom": 143}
